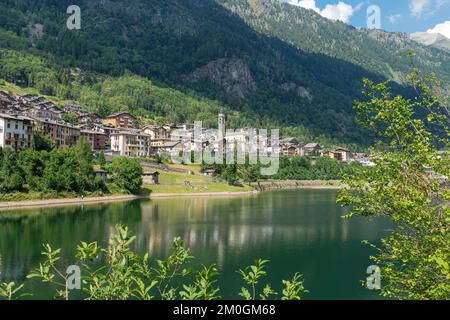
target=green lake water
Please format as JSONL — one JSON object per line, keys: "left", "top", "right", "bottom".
{"left": 0, "top": 189, "right": 392, "bottom": 300}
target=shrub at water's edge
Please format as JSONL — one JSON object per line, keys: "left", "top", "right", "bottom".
{"left": 0, "top": 139, "right": 147, "bottom": 201}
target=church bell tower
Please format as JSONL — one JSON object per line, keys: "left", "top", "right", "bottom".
{"left": 218, "top": 109, "right": 225, "bottom": 139}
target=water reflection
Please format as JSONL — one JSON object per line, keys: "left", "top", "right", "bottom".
{"left": 0, "top": 190, "right": 392, "bottom": 299}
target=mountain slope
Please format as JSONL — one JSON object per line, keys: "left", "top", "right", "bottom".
{"left": 410, "top": 32, "right": 450, "bottom": 52}
{"left": 0, "top": 0, "right": 448, "bottom": 144}
{"left": 218, "top": 0, "right": 450, "bottom": 84}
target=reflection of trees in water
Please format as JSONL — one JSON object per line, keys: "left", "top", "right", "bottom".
{"left": 0, "top": 191, "right": 391, "bottom": 283}
{"left": 0, "top": 202, "right": 138, "bottom": 282}
{"left": 135, "top": 192, "right": 390, "bottom": 269}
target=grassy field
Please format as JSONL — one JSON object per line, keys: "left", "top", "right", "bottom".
{"left": 0, "top": 175, "right": 339, "bottom": 203}
{"left": 143, "top": 170, "right": 254, "bottom": 194}
{"left": 168, "top": 163, "right": 203, "bottom": 174}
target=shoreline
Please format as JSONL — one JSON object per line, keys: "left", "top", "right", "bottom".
{"left": 0, "top": 183, "right": 343, "bottom": 211}
{"left": 0, "top": 191, "right": 259, "bottom": 211}
{"left": 257, "top": 185, "right": 343, "bottom": 191}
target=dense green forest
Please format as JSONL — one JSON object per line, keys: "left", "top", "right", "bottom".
{"left": 202, "top": 156, "right": 360, "bottom": 185}
{"left": 220, "top": 0, "right": 450, "bottom": 83}
{"left": 0, "top": 48, "right": 352, "bottom": 147}
{"left": 0, "top": 138, "right": 143, "bottom": 198}
{"left": 0, "top": 139, "right": 105, "bottom": 196}
{"left": 0, "top": 0, "right": 448, "bottom": 146}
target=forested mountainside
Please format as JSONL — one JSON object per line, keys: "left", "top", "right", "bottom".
{"left": 219, "top": 0, "right": 450, "bottom": 83}
{"left": 0, "top": 0, "right": 448, "bottom": 145}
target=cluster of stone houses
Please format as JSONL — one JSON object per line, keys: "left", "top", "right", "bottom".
{"left": 279, "top": 138, "right": 357, "bottom": 163}
{"left": 0, "top": 91, "right": 109, "bottom": 152}
{"left": 0, "top": 90, "right": 365, "bottom": 165}
{"left": 0, "top": 90, "right": 200, "bottom": 157}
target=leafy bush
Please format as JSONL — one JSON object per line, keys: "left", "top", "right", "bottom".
{"left": 33, "top": 132, "right": 55, "bottom": 152}
{"left": 0, "top": 139, "right": 105, "bottom": 196}
{"left": 202, "top": 155, "right": 360, "bottom": 183}
{"left": 107, "top": 157, "right": 143, "bottom": 194}
{"left": 1, "top": 225, "right": 307, "bottom": 300}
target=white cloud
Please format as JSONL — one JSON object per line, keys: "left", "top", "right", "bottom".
{"left": 388, "top": 14, "right": 402, "bottom": 24}
{"left": 321, "top": 2, "right": 354, "bottom": 23}
{"left": 287, "top": 0, "right": 355, "bottom": 23}
{"left": 409, "top": 0, "right": 450, "bottom": 19}
{"left": 292, "top": 0, "right": 320, "bottom": 12}
{"left": 436, "top": 0, "right": 450, "bottom": 7}
{"left": 409, "top": 0, "right": 432, "bottom": 17}
{"left": 427, "top": 20, "right": 450, "bottom": 39}
{"left": 353, "top": 2, "right": 367, "bottom": 12}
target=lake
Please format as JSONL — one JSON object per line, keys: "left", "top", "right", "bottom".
{"left": 0, "top": 189, "right": 392, "bottom": 300}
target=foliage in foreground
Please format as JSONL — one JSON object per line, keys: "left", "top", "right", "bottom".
{"left": 338, "top": 70, "right": 450, "bottom": 300}
{"left": 0, "top": 225, "right": 307, "bottom": 300}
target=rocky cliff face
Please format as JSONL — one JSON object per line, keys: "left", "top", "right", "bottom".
{"left": 186, "top": 59, "right": 256, "bottom": 99}
{"left": 2, "top": 0, "right": 449, "bottom": 143}
{"left": 280, "top": 82, "right": 313, "bottom": 101}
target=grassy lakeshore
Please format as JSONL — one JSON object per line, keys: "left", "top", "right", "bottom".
{"left": 0, "top": 164, "right": 344, "bottom": 211}
{"left": 0, "top": 169, "right": 255, "bottom": 207}
{"left": 0, "top": 179, "right": 342, "bottom": 208}
{"left": 142, "top": 169, "right": 254, "bottom": 194}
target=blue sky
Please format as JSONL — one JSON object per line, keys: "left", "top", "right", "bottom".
{"left": 283, "top": 0, "right": 450, "bottom": 38}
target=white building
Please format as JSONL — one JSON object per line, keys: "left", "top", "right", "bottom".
{"left": 0, "top": 113, "right": 34, "bottom": 151}
{"left": 110, "top": 130, "right": 151, "bottom": 157}
{"left": 141, "top": 125, "right": 170, "bottom": 147}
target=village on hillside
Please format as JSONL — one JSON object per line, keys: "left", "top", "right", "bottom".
{"left": 0, "top": 90, "right": 375, "bottom": 167}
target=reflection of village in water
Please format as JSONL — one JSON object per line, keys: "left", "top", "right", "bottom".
{"left": 136, "top": 196, "right": 346, "bottom": 268}
{"left": 0, "top": 191, "right": 391, "bottom": 285}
